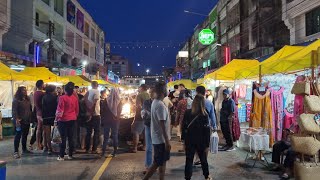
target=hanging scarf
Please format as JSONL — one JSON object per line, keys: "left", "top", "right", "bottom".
{"left": 107, "top": 88, "right": 121, "bottom": 117}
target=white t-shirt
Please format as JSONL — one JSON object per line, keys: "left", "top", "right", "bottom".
{"left": 151, "top": 99, "right": 171, "bottom": 145}
{"left": 87, "top": 89, "right": 100, "bottom": 116}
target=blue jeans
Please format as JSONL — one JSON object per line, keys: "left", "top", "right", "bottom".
{"left": 102, "top": 120, "right": 120, "bottom": 153}
{"left": 145, "top": 125, "right": 153, "bottom": 168}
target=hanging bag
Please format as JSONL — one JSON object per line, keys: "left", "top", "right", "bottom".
{"left": 304, "top": 79, "right": 320, "bottom": 113}
{"left": 51, "top": 124, "right": 61, "bottom": 144}
{"left": 298, "top": 114, "right": 320, "bottom": 134}
{"left": 294, "top": 154, "right": 320, "bottom": 180}
{"left": 210, "top": 131, "right": 219, "bottom": 154}
{"left": 291, "top": 76, "right": 310, "bottom": 95}
{"left": 291, "top": 134, "right": 320, "bottom": 156}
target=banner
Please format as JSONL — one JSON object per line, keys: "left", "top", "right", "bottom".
{"left": 76, "top": 9, "right": 84, "bottom": 32}
{"left": 67, "top": 0, "right": 76, "bottom": 25}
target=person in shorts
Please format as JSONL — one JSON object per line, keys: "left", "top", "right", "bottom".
{"left": 34, "top": 80, "right": 45, "bottom": 150}
{"left": 143, "top": 82, "right": 171, "bottom": 180}
{"left": 42, "top": 85, "right": 58, "bottom": 155}
{"left": 131, "top": 84, "right": 150, "bottom": 153}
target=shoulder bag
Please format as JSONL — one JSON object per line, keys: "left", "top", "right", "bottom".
{"left": 298, "top": 114, "right": 320, "bottom": 134}
{"left": 291, "top": 76, "right": 310, "bottom": 95}
{"left": 291, "top": 134, "right": 320, "bottom": 156}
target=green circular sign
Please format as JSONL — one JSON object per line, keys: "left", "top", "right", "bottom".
{"left": 199, "top": 29, "right": 215, "bottom": 45}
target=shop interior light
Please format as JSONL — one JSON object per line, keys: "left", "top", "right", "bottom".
{"left": 43, "top": 38, "right": 51, "bottom": 43}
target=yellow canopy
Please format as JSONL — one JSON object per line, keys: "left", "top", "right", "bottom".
{"left": 92, "top": 79, "right": 112, "bottom": 86}
{"left": 205, "top": 59, "right": 259, "bottom": 80}
{"left": 65, "top": 76, "right": 91, "bottom": 87}
{"left": 0, "top": 62, "right": 35, "bottom": 81}
{"left": 167, "top": 79, "right": 197, "bottom": 89}
{"left": 20, "top": 67, "right": 69, "bottom": 83}
{"left": 235, "top": 45, "right": 305, "bottom": 79}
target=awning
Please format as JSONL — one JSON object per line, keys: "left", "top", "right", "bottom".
{"left": 235, "top": 45, "right": 305, "bottom": 79}
{"left": 0, "top": 62, "right": 35, "bottom": 81}
{"left": 20, "top": 67, "right": 69, "bottom": 83}
{"left": 236, "top": 40, "right": 320, "bottom": 78}
{"left": 65, "top": 75, "right": 91, "bottom": 87}
{"left": 205, "top": 59, "right": 259, "bottom": 80}
{"left": 92, "top": 79, "right": 112, "bottom": 86}
{"left": 167, "top": 79, "right": 197, "bottom": 89}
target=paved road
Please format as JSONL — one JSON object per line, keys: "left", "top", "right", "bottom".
{"left": 0, "top": 136, "right": 281, "bottom": 180}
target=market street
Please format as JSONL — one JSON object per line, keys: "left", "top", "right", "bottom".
{"left": 0, "top": 135, "right": 280, "bottom": 180}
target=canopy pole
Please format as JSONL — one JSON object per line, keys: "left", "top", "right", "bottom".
{"left": 259, "top": 65, "right": 262, "bottom": 83}
{"left": 312, "top": 50, "right": 317, "bottom": 80}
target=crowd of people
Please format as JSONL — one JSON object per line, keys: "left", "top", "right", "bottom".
{"left": 11, "top": 79, "right": 237, "bottom": 180}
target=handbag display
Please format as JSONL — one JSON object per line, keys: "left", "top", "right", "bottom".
{"left": 291, "top": 78, "right": 310, "bottom": 95}
{"left": 294, "top": 161, "right": 320, "bottom": 180}
{"left": 291, "top": 135, "right": 320, "bottom": 156}
{"left": 299, "top": 114, "right": 320, "bottom": 134}
{"left": 304, "top": 95, "right": 320, "bottom": 113}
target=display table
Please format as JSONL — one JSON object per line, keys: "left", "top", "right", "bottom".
{"left": 238, "top": 128, "right": 270, "bottom": 168}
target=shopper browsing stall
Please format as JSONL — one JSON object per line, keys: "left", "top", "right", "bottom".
{"left": 12, "top": 86, "right": 33, "bottom": 159}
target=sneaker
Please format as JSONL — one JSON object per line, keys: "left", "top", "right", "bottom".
{"left": 281, "top": 173, "right": 289, "bottom": 179}
{"left": 66, "top": 155, "right": 74, "bottom": 160}
{"left": 205, "top": 177, "right": 212, "bottom": 180}
{"left": 48, "top": 150, "right": 53, "bottom": 156}
{"left": 13, "top": 152, "right": 20, "bottom": 159}
{"left": 194, "top": 161, "right": 201, "bottom": 166}
{"left": 29, "top": 145, "right": 34, "bottom": 151}
{"left": 57, "top": 156, "right": 64, "bottom": 161}
{"left": 111, "top": 152, "right": 117, "bottom": 158}
{"left": 226, "top": 147, "right": 236, "bottom": 152}
{"left": 43, "top": 148, "right": 48, "bottom": 153}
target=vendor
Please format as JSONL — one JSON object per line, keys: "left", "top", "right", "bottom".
{"left": 219, "top": 89, "right": 236, "bottom": 152}
{"left": 271, "top": 128, "right": 295, "bottom": 180}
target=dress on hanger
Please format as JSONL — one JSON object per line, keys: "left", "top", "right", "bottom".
{"left": 232, "top": 91, "right": 241, "bottom": 141}
{"left": 270, "top": 87, "right": 285, "bottom": 142}
{"left": 293, "top": 76, "right": 305, "bottom": 131}
{"left": 250, "top": 89, "right": 274, "bottom": 146}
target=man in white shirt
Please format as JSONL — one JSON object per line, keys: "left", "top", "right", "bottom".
{"left": 85, "top": 81, "right": 101, "bottom": 153}
{"left": 144, "top": 82, "right": 171, "bottom": 180}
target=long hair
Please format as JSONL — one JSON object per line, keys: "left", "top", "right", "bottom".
{"left": 191, "top": 95, "right": 207, "bottom": 116}
{"left": 14, "top": 86, "right": 29, "bottom": 101}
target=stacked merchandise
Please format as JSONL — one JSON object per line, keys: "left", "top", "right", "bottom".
{"left": 290, "top": 76, "right": 320, "bottom": 180}
{"left": 234, "top": 84, "right": 253, "bottom": 124}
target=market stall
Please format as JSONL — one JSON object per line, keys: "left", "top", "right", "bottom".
{"left": 167, "top": 79, "right": 197, "bottom": 90}
{"left": 20, "top": 67, "right": 69, "bottom": 84}
{"left": 64, "top": 75, "right": 91, "bottom": 87}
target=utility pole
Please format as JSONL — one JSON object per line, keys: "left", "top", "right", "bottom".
{"left": 47, "top": 21, "right": 54, "bottom": 70}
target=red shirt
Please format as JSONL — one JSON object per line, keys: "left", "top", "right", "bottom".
{"left": 56, "top": 94, "right": 79, "bottom": 121}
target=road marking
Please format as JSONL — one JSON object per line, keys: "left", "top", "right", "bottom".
{"left": 92, "top": 157, "right": 112, "bottom": 180}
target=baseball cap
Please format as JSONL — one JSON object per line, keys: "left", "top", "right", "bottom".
{"left": 223, "top": 89, "right": 230, "bottom": 95}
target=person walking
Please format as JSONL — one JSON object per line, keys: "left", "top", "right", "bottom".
{"left": 101, "top": 88, "right": 122, "bottom": 158}
{"left": 182, "top": 95, "right": 212, "bottom": 180}
{"left": 131, "top": 84, "right": 150, "bottom": 153}
{"left": 12, "top": 86, "right": 32, "bottom": 159}
{"left": 143, "top": 82, "right": 171, "bottom": 180}
{"left": 34, "top": 80, "right": 45, "bottom": 150}
{"left": 220, "top": 89, "right": 236, "bottom": 151}
{"left": 85, "top": 81, "right": 101, "bottom": 154}
{"left": 141, "top": 87, "right": 155, "bottom": 174}
{"left": 42, "top": 85, "right": 58, "bottom": 155}
{"left": 56, "top": 82, "right": 79, "bottom": 161}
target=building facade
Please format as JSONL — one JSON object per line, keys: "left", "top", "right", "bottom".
{"left": 0, "top": 0, "right": 105, "bottom": 76}
{"left": 282, "top": 0, "right": 320, "bottom": 45}
{"left": 107, "top": 54, "right": 131, "bottom": 78}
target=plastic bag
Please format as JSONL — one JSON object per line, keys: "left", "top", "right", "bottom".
{"left": 51, "top": 126, "right": 61, "bottom": 144}
{"left": 210, "top": 132, "right": 219, "bottom": 154}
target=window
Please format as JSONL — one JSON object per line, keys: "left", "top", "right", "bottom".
{"left": 136, "top": 80, "right": 140, "bottom": 83}
{"left": 76, "top": 34, "right": 82, "bottom": 52}
{"left": 66, "top": 29, "right": 74, "bottom": 48}
{"left": 42, "top": 0, "right": 50, "bottom": 5}
{"left": 130, "top": 80, "right": 133, "bottom": 83}
{"left": 54, "top": 0, "right": 64, "bottom": 16}
{"left": 306, "top": 6, "right": 320, "bottom": 36}
{"left": 35, "top": 12, "right": 39, "bottom": 26}
{"left": 83, "top": 41, "right": 89, "bottom": 56}
{"left": 115, "top": 62, "right": 119, "bottom": 64}
{"left": 84, "top": 22, "right": 90, "bottom": 37}
{"left": 91, "top": 28, "right": 95, "bottom": 42}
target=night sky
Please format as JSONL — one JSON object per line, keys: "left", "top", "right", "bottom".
{"left": 78, "top": 0, "right": 218, "bottom": 74}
